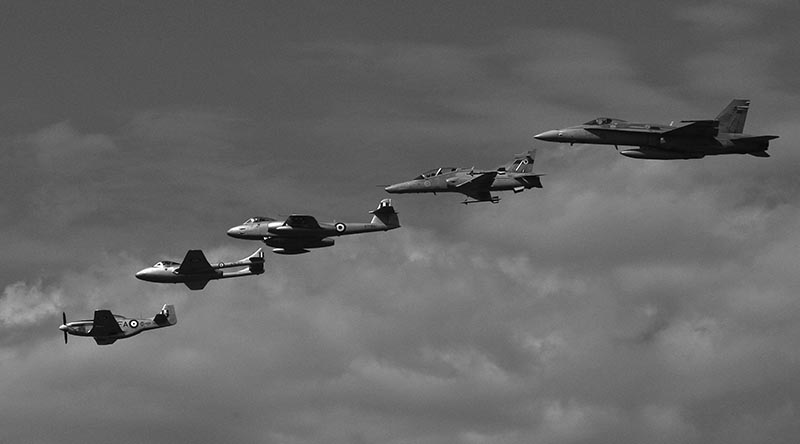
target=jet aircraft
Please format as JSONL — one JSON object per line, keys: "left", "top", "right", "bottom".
{"left": 59, "top": 304, "right": 176, "bottom": 345}
{"left": 227, "top": 199, "right": 400, "bottom": 255}
{"left": 135, "top": 249, "right": 264, "bottom": 290}
{"left": 384, "top": 151, "right": 543, "bottom": 204}
{"left": 534, "top": 99, "right": 778, "bottom": 159}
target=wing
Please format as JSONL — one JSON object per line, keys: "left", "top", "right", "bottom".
{"left": 184, "top": 279, "right": 209, "bottom": 291}
{"left": 94, "top": 337, "right": 118, "bottom": 345}
{"left": 665, "top": 120, "right": 719, "bottom": 137}
{"left": 176, "top": 250, "right": 214, "bottom": 274}
{"left": 284, "top": 215, "right": 322, "bottom": 229}
{"left": 90, "top": 310, "right": 123, "bottom": 337}
{"left": 455, "top": 172, "right": 497, "bottom": 201}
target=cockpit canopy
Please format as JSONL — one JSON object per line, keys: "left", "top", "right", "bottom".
{"left": 584, "top": 117, "right": 626, "bottom": 126}
{"left": 415, "top": 167, "right": 458, "bottom": 180}
{"left": 154, "top": 261, "right": 180, "bottom": 268}
{"left": 243, "top": 216, "right": 275, "bottom": 224}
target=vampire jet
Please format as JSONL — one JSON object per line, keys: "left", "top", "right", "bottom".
{"left": 534, "top": 99, "right": 778, "bottom": 159}
{"left": 227, "top": 199, "right": 400, "bottom": 255}
{"left": 384, "top": 151, "right": 543, "bottom": 204}
{"left": 135, "top": 249, "right": 264, "bottom": 290}
{"left": 59, "top": 304, "right": 176, "bottom": 345}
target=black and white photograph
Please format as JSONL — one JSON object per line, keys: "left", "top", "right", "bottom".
{"left": 1, "top": 1, "right": 798, "bottom": 443}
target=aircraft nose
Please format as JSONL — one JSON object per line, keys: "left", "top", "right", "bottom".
{"left": 534, "top": 129, "right": 561, "bottom": 142}
{"left": 58, "top": 324, "right": 68, "bottom": 332}
{"left": 134, "top": 269, "right": 147, "bottom": 280}
{"left": 385, "top": 184, "right": 401, "bottom": 193}
{"left": 227, "top": 226, "right": 245, "bottom": 238}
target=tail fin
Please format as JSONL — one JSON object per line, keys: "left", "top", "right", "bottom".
{"left": 499, "top": 150, "right": 536, "bottom": 173}
{"left": 715, "top": 99, "right": 749, "bottom": 134}
{"left": 153, "top": 304, "right": 177, "bottom": 326}
{"left": 248, "top": 248, "right": 265, "bottom": 274}
{"left": 369, "top": 199, "right": 400, "bottom": 229}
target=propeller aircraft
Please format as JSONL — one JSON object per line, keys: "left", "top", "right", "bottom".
{"left": 59, "top": 304, "right": 176, "bottom": 345}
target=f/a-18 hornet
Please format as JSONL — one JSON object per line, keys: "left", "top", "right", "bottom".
{"left": 384, "top": 151, "right": 543, "bottom": 204}
{"left": 136, "top": 249, "right": 264, "bottom": 290}
{"left": 227, "top": 199, "right": 400, "bottom": 255}
{"left": 59, "top": 304, "right": 176, "bottom": 345}
{"left": 534, "top": 99, "right": 778, "bottom": 159}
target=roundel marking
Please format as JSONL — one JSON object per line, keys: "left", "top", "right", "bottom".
{"left": 335, "top": 223, "right": 347, "bottom": 233}
{"left": 424, "top": 180, "right": 431, "bottom": 188}
{"left": 129, "top": 319, "right": 139, "bottom": 328}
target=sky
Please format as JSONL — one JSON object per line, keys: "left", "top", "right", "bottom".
{"left": 1, "top": 1, "right": 800, "bottom": 443}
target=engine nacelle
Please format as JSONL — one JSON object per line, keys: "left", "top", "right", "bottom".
{"left": 619, "top": 147, "right": 704, "bottom": 160}
{"left": 263, "top": 237, "right": 335, "bottom": 250}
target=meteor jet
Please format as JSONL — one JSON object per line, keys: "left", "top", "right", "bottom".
{"left": 384, "top": 151, "right": 543, "bottom": 204}
{"left": 534, "top": 99, "right": 778, "bottom": 159}
{"left": 59, "top": 304, "right": 176, "bottom": 345}
{"left": 135, "top": 249, "right": 264, "bottom": 290}
{"left": 227, "top": 199, "right": 400, "bottom": 255}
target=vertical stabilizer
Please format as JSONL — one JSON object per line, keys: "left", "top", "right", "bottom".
{"left": 715, "top": 99, "right": 749, "bottom": 134}
{"left": 500, "top": 150, "right": 536, "bottom": 173}
{"left": 154, "top": 304, "right": 177, "bottom": 326}
{"left": 369, "top": 199, "right": 400, "bottom": 229}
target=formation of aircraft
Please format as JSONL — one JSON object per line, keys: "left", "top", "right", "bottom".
{"left": 385, "top": 151, "right": 543, "bottom": 204}
{"left": 227, "top": 199, "right": 400, "bottom": 254}
{"left": 59, "top": 304, "right": 176, "bottom": 345}
{"left": 534, "top": 99, "right": 778, "bottom": 159}
{"left": 59, "top": 98, "right": 779, "bottom": 344}
{"left": 135, "top": 248, "right": 264, "bottom": 290}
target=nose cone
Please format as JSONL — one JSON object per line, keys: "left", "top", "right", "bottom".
{"left": 534, "top": 129, "right": 561, "bottom": 142}
{"left": 227, "top": 225, "right": 246, "bottom": 238}
{"left": 59, "top": 324, "right": 68, "bottom": 332}
{"left": 385, "top": 181, "right": 418, "bottom": 194}
{"left": 385, "top": 183, "right": 403, "bottom": 193}
{"left": 134, "top": 269, "right": 148, "bottom": 281}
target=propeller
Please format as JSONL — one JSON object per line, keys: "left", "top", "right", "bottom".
{"left": 61, "top": 312, "right": 68, "bottom": 344}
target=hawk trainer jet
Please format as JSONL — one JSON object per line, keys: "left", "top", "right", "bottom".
{"left": 384, "top": 151, "right": 543, "bottom": 204}
{"left": 59, "top": 304, "right": 176, "bottom": 345}
{"left": 534, "top": 99, "right": 778, "bottom": 159}
{"left": 136, "top": 249, "right": 264, "bottom": 290}
{"left": 227, "top": 199, "right": 400, "bottom": 255}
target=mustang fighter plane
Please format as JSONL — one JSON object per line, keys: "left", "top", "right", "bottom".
{"left": 534, "top": 99, "right": 778, "bottom": 159}
{"left": 135, "top": 249, "right": 264, "bottom": 290}
{"left": 59, "top": 304, "right": 176, "bottom": 345}
{"left": 384, "top": 151, "right": 543, "bottom": 204}
{"left": 227, "top": 199, "right": 400, "bottom": 255}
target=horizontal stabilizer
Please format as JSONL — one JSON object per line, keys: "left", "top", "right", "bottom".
{"left": 369, "top": 199, "right": 400, "bottom": 229}
{"left": 513, "top": 174, "right": 543, "bottom": 189}
{"left": 732, "top": 135, "right": 779, "bottom": 144}
{"left": 153, "top": 304, "right": 177, "bottom": 326}
{"left": 666, "top": 120, "right": 719, "bottom": 137}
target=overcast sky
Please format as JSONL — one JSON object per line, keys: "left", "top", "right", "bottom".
{"left": 2, "top": 1, "right": 800, "bottom": 443}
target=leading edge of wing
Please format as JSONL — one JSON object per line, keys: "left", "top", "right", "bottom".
{"left": 90, "top": 310, "right": 123, "bottom": 336}
{"left": 176, "top": 250, "right": 214, "bottom": 274}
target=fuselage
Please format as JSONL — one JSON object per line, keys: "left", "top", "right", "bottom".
{"left": 59, "top": 316, "right": 156, "bottom": 339}
{"left": 385, "top": 168, "right": 540, "bottom": 194}
{"left": 135, "top": 262, "right": 223, "bottom": 283}
{"left": 534, "top": 115, "right": 775, "bottom": 159}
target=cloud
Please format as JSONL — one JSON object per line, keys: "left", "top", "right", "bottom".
{"left": 0, "top": 281, "right": 62, "bottom": 328}
{"left": 26, "top": 121, "right": 117, "bottom": 172}
{"left": 674, "top": 3, "right": 760, "bottom": 30}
